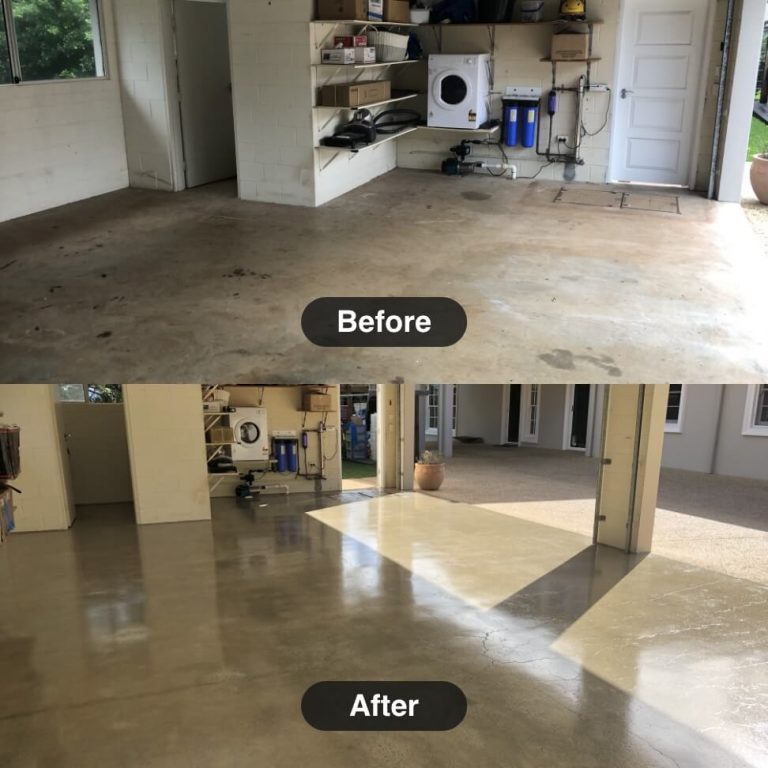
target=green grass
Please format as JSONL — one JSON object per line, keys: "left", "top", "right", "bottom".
{"left": 342, "top": 459, "right": 376, "bottom": 479}
{"left": 748, "top": 115, "right": 768, "bottom": 160}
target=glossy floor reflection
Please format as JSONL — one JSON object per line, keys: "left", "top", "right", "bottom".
{"left": 0, "top": 493, "right": 765, "bottom": 767}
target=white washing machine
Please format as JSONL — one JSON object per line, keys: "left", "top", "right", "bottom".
{"left": 428, "top": 54, "right": 491, "bottom": 129}
{"left": 231, "top": 407, "right": 270, "bottom": 461}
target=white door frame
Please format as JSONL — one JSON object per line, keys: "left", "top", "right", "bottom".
{"left": 562, "top": 384, "right": 596, "bottom": 453}
{"left": 717, "top": 0, "right": 767, "bottom": 201}
{"left": 607, "top": 0, "right": 716, "bottom": 188}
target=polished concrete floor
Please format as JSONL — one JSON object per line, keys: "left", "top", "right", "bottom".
{"left": 1, "top": 494, "right": 766, "bottom": 767}
{"left": 428, "top": 443, "right": 768, "bottom": 584}
{"left": 1, "top": 170, "right": 767, "bottom": 383}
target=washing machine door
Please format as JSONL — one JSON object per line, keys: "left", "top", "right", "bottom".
{"left": 432, "top": 68, "right": 474, "bottom": 112}
{"left": 235, "top": 418, "right": 262, "bottom": 447}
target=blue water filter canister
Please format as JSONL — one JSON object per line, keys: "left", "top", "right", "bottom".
{"left": 504, "top": 103, "right": 519, "bottom": 147}
{"left": 276, "top": 440, "right": 288, "bottom": 473}
{"left": 521, "top": 104, "right": 539, "bottom": 149}
{"left": 286, "top": 441, "right": 298, "bottom": 473}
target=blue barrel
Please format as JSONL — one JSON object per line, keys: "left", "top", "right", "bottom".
{"left": 504, "top": 103, "right": 519, "bottom": 147}
{"left": 286, "top": 441, "right": 298, "bottom": 473}
{"left": 521, "top": 104, "right": 539, "bottom": 148}
{"left": 276, "top": 440, "right": 287, "bottom": 473}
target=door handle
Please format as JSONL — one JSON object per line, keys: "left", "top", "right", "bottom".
{"left": 620, "top": 88, "right": 634, "bottom": 99}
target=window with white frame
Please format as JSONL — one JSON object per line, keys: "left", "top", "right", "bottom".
{"left": 0, "top": 0, "right": 105, "bottom": 84}
{"left": 426, "top": 385, "right": 457, "bottom": 436}
{"left": 742, "top": 384, "right": 768, "bottom": 436}
{"left": 664, "top": 384, "right": 686, "bottom": 433}
{"left": 520, "top": 384, "right": 540, "bottom": 443}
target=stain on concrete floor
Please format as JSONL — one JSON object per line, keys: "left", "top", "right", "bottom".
{"left": 0, "top": 170, "right": 766, "bottom": 383}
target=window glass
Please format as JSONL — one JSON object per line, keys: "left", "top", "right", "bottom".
{"left": 666, "top": 384, "right": 683, "bottom": 423}
{"left": 57, "top": 384, "right": 122, "bottom": 403}
{"left": 757, "top": 384, "right": 768, "bottom": 426}
{"left": 0, "top": 7, "right": 12, "bottom": 84}
{"left": 12, "top": 0, "right": 103, "bottom": 81}
{"left": 58, "top": 384, "right": 85, "bottom": 402}
{"left": 87, "top": 385, "right": 122, "bottom": 403}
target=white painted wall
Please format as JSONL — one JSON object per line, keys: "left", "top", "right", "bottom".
{"left": 0, "top": 385, "right": 74, "bottom": 531}
{"left": 228, "top": 0, "right": 317, "bottom": 205}
{"left": 455, "top": 385, "right": 505, "bottom": 444}
{"left": 0, "top": 1, "right": 128, "bottom": 222}
{"left": 712, "top": 385, "right": 768, "bottom": 480}
{"left": 61, "top": 403, "right": 133, "bottom": 505}
{"left": 113, "top": 0, "right": 183, "bottom": 191}
{"left": 662, "top": 385, "right": 722, "bottom": 473}
{"left": 123, "top": 385, "right": 211, "bottom": 524}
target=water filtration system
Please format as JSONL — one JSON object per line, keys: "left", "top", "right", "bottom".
{"left": 503, "top": 86, "right": 542, "bottom": 149}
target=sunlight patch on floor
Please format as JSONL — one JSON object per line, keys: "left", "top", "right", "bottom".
{"left": 308, "top": 492, "right": 591, "bottom": 610}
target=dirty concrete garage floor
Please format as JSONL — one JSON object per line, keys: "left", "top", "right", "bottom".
{"left": 1, "top": 494, "right": 767, "bottom": 767}
{"left": 427, "top": 443, "right": 768, "bottom": 584}
{"left": 1, "top": 170, "right": 767, "bottom": 383}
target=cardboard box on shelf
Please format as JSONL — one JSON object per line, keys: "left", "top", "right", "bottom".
{"left": 384, "top": 0, "right": 410, "bottom": 23}
{"left": 369, "top": 0, "right": 383, "bottom": 21}
{"left": 355, "top": 46, "right": 376, "bottom": 64}
{"left": 303, "top": 391, "right": 335, "bottom": 412}
{"left": 551, "top": 33, "right": 590, "bottom": 61}
{"left": 208, "top": 426, "right": 235, "bottom": 444}
{"left": 321, "top": 79, "right": 391, "bottom": 107}
{"left": 322, "top": 47, "right": 356, "bottom": 64}
{"left": 334, "top": 34, "right": 368, "bottom": 47}
{"left": 317, "top": 0, "right": 367, "bottom": 20}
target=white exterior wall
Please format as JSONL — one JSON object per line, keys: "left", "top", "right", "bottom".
{"left": 0, "top": 0, "right": 128, "bottom": 222}
{"left": 712, "top": 385, "right": 768, "bottom": 481}
{"left": 455, "top": 385, "right": 505, "bottom": 444}
{"left": 113, "top": 0, "right": 182, "bottom": 191}
{"left": 661, "top": 385, "right": 722, "bottom": 473}
{"left": 229, "top": 0, "right": 317, "bottom": 206}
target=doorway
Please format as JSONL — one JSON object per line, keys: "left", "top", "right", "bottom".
{"left": 507, "top": 384, "right": 521, "bottom": 444}
{"left": 609, "top": 0, "right": 711, "bottom": 186}
{"left": 173, "top": 0, "right": 236, "bottom": 188}
{"left": 563, "top": 385, "right": 593, "bottom": 452}
{"left": 340, "top": 385, "right": 377, "bottom": 491}
{"left": 58, "top": 385, "right": 135, "bottom": 520}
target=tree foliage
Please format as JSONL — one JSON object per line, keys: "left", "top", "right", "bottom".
{"left": 1, "top": 0, "right": 97, "bottom": 82}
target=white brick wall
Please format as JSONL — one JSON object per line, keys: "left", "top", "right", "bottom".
{"left": 229, "top": 0, "right": 317, "bottom": 206}
{"left": 0, "top": 0, "right": 128, "bottom": 222}
{"left": 113, "top": 0, "right": 180, "bottom": 191}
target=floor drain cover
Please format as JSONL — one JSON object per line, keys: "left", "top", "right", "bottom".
{"left": 554, "top": 188, "right": 623, "bottom": 208}
{"left": 554, "top": 187, "right": 681, "bottom": 214}
{"left": 622, "top": 193, "right": 681, "bottom": 214}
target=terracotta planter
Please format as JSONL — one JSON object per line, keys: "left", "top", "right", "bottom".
{"left": 750, "top": 154, "right": 768, "bottom": 204}
{"left": 415, "top": 462, "right": 445, "bottom": 491}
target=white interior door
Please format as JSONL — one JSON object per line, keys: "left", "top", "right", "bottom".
{"left": 610, "top": 0, "right": 709, "bottom": 186}
{"left": 174, "top": 0, "right": 236, "bottom": 188}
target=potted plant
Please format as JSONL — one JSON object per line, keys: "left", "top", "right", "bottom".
{"left": 750, "top": 146, "right": 768, "bottom": 204}
{"left": 414, "top": 450, "right": 446, "bottom": 491}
